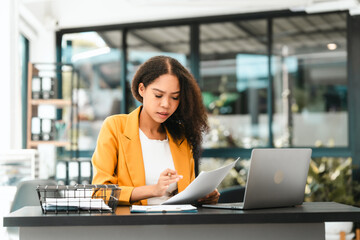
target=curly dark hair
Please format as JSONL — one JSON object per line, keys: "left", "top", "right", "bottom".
{"left": 131, "top": 55, "right": 209, "bottom": 162}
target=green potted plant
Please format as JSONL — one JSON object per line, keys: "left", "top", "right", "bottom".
{"left": 305, "top": 156, "right": 360, "bottom": 238}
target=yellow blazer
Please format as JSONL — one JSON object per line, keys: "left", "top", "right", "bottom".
{"left": 92, "top": 106, "right": 195, "bottom": 205}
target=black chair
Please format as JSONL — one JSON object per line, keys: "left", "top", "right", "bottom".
{"left": 10, "top": 179, "right": 58, "bottom": 213}
{"left": 218, "top": 185, "right": 245, "bottom": 203}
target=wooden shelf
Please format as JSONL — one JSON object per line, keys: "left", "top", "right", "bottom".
{"left": 26, "top": 62, "right": 78, "bottom": 156}
{"left": 30, "top": 99, "right": 71, "bottom": 107}
{"left": 28, "top": 141, "right": 70, "bottom": 148}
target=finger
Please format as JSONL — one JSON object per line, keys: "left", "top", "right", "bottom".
{"left": 206, "top": 190, "right": 219, "bottom": 200}
{"left": 166, "top": 177, "right": 182, "bottom": 184}
{"left": 167, "top": 173, "right": 179, "bottom": 180}
{"left": 199, "top": 195, "right": 219, "bottom": 204}
{"left": 202, "top": 191, "right": 216, "bottom": 199}
{"left": 198, "top": 190, "right": 220, "bottom": 202}
{"left": 162, "top": 169, "right": 178, "bottom": 177}
{"left": 170, "top": 174, "right": 183, "bottom": 180}
{"left": 159, "top": 176, "right": 181, "bottom": 187}
{"left": 209, "top": 190, "right": 220, "bottom": 198}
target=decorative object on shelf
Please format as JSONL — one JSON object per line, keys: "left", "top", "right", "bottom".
{"left": 55, "top": 158, "right": 93, "bottom": 186}
{"left": 31, "top": 117, "right": 41, "bottom": 141}
{"left": 31, "top": 77, "right": 42, "bottom": 99}
{"left": 41, "top": 77, "right": 56, "bottom": 99}
{"left": 41, "top": 118, "right": 56, "bottom": 141}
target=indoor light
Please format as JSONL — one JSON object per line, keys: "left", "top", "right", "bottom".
{"left": 71, "top": 47, "right": 110, "bottom": 62}
{"left": 327, "top": 43, "right": 337, "bottom": 51}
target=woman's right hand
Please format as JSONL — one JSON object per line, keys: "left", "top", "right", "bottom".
{"left": 153, "top": 168, "right": 183, "bottom": 197}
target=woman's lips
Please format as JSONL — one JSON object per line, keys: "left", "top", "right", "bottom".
{"left": 157, "top": 112, "right": 169, "bottom": 119}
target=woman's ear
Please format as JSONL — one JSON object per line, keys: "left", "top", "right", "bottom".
{"left": 138, "top": 83, "right": 145, "bottom": 97}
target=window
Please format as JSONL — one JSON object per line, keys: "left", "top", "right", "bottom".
{"left": 199, "top": 20, "right": 268, "bottom": 149}
{"left": 62, "top": 31, "right": 122, "bottom": 151}
{"left": 272, "top": 13, "right": 348, "bottom": 147}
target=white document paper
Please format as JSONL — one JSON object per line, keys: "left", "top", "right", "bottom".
{"left": 43, "top": 198, "right": 112, "bottom": 211}
{"left": 131, "top": 204, "right": 197, "bottom": 213}
{"left": 162, "top": 158, "right": 239, "bottom": 205}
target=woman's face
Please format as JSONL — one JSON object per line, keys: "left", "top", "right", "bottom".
{"left": 139, "top": 74, "right": 180, "bottom": 124}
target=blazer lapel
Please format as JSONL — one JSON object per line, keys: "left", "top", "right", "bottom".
{"left": 122, "top": 107, "right": 146, "bottom": 188}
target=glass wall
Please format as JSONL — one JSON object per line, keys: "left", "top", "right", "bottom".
{"left": 61, "top": 31, "right": 122, "bottom": 151}
{"left": 60, "top": 14, "right": 349, "bottom": 154}
{"left": 127, "top": 26, "right": 190, "bottom": 112}
{"left": 272, "top": 13, "right": 348, "bottom": 147}
{"left": 57, "top": 12, "right": 355, "bottom": 195}
{"left": 199, "top": 20, "right": 269, "bottom": 149}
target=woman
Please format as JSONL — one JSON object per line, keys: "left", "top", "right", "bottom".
{"left": 92, "top": 55, "right": 219, "bottom": 205}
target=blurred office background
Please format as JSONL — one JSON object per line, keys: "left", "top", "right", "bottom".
{"left": 1, "top": 0, "right": 360, "bottom": 238}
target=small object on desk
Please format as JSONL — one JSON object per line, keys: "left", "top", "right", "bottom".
{"left": 130, "top": 204, "right": 197, "bottom": 213}
{"left": 37, "top": 184, "right": 121, "bottom": 214}
{"left": 43, "top": 198, "right": 112, "bottom": 211}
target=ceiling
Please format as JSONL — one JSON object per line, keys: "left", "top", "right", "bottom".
{"left": 95, "top": 12, "right": 346, "bottom": 60}
{"left": 70, "top": 12, "right": 347, "bottom": 91}
{"left": 21, "top": 0, "right": 360, "bottom": 29}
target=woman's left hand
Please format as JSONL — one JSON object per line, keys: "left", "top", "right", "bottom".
{"left": 197, "top": 189, "right": 220, "bottom": 205}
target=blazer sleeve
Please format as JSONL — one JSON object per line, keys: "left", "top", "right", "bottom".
{"left": 91, "top": 116, "right": 134, "bottom": 205}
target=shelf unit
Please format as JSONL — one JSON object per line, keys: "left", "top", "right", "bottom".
{"left": 26, "top": 62, "right": 79, "bottom": 155}
{"left": 25, "top": 62, "right": 95, "bottom": 185}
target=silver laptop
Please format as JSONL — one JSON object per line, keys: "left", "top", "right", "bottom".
{"left": 202, "top": 148, "right": 312, "bottom": 210}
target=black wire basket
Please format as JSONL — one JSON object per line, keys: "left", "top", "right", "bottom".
{"left": 36, "top": 184, "right": 121, "bottom": 214}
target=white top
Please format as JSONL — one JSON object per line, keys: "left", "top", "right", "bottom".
{"left": 139, "top": 129, "right": 177, "bottom": 205}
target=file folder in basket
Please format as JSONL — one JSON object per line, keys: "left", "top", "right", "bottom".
{"left": 37, "top": 184, "right": 121, "bottom": 214}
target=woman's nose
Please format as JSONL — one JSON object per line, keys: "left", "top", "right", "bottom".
{"left": 161, "top": 97, "right": 170, "bottom": 108}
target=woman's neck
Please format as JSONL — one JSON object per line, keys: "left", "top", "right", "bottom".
{"left": 139, "top": 110, "right": 166, "bottom": 140}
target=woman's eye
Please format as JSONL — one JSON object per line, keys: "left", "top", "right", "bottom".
{"left": 155, "top": 95, "right": 162, "bottom": 98}
{"left": 172, "top": 97, "right": 179, "bottom": 100}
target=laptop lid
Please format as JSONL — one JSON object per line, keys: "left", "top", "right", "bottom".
{"left": 242, "top": 148, "right": 312, "bottom": 210}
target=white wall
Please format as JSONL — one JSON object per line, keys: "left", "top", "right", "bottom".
{"left": 0, "top": 0, "right": 20, "bottom": 151}
{"left": 0, "top": 0, "right": 56, "bottom": 153}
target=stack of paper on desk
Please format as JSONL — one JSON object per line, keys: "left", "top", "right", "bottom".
{"left": 43, "top": 198, "right": 112, "bottom": 211}
{"left": 130, "top": 205, "right": 197, "bottom": 213}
